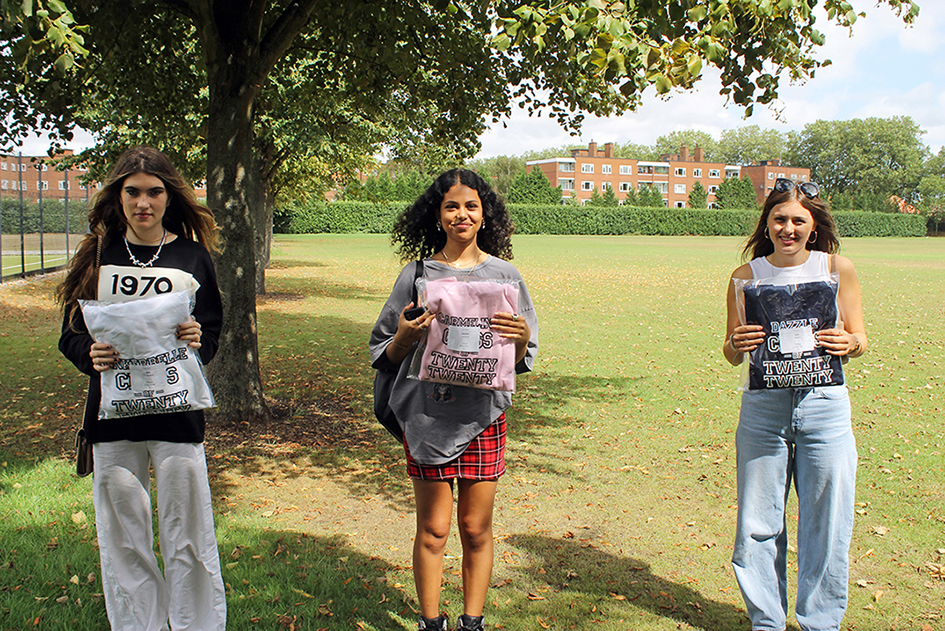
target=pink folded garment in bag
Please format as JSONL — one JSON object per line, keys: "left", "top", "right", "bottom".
{"left": 416, "top": 278, "right": 519, "bottom": 391}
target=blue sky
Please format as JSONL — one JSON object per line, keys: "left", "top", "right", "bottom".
{"left": 13, "top": 2, "right": 944, "bottom": 161}
{"left": 477, "top": 1, "right": 945, "bottom": 159}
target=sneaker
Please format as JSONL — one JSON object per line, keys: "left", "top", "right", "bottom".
{"left": 418, "top": 615, "right": 448, "bottom": 631}
{"left": 456, "top": 614, "right": 484, "bottom": 631}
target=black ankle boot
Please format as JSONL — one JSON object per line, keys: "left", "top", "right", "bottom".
{"left": 456, "top": 614, "right": 484, "bottom": 631}
{"left": 419, "top": 614, "right": 448, "bottom": 631}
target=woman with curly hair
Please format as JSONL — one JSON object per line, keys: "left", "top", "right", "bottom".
{"left": 723, "top": 178, "right": 867, "bottom": 631}
{"left": 369, "top": 169, "right": 538, "bottom": 631}
{"left": 58, "top": 146, "right": 225, "bottom": 630}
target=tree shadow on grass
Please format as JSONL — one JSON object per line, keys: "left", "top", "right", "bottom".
{"left": 505, "top": 533, "right": 749, "bottom": 630}
{"left": 0, "top": 511, "right": 421, "bottom": 630}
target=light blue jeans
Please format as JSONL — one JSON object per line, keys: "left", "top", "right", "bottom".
{"left": 733, "top": 386, "right": 857, "bottom": 631}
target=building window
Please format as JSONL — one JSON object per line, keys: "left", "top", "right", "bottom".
{"left": 1, "top": 162, "right": 6, "bottom": 171}
{"left": 619, "top": 165, "right": 631, "bottom": 175}
{"left": 618, "top": 182, "right": 632, "bottom": 192}
{"left": 641, "top": 182, "right": 668, "bottom": 194}
{"left": 59, "top": 180, "right": 69, "bottom": 190}
{"left": 674, "top": 184, "right": 687, "bottom": 194}
{"left": 1, "top": 180, "right": 7, "bottom": 189}
{"left": 693, "top": 168, "right": 702, "bottom": 178}
{"left": 560, "top": 179, "right": 574, "bottom": 191}
{"left": 602, "top": 181, "right": 612, "bottom": 190}
{"left": 708, "top": 185, "right": 719, "bottom": 193}
{"left": 41, "top": 181, "right": 49, "bottom": 190}
{"left": 9, "top": 181, "right": 18, "bottom": 191}
{"left": 675, "top": 201, "right": 686, "bottom": 208}
{"left": 559, "top": 162, "right": 575, "bottom": 172}
{"left": 675, "top": 167, "right": 686, "bottom": 176}
{"left": 725, "top": 169, "right": 740, "bottom": 178}
{"left": 709, "top": 169, "right": 721, "bottom": 178}
{"left": 581, "top": 163, "right": 594, "bottom": 173}
{"left": 581, "top": 181, "right": 594, "bottom": 191}
{"left": 768, "top": 172, "right": 774, "bottom": 179}
{"left": 602, "top": 164, "right": 612, "bottom": 174}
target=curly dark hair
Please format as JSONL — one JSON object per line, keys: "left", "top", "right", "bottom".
{"left": 391, "top": 168, "right": 514, "bottom": 262}
{"left": 57, "top": 146, "right": 218, "bottom": 316}
{"left": 743, "top": 184, "right": 839, "bottom": 261}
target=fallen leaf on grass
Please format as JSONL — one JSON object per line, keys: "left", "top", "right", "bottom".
{"left": 526, "top": 592, "right": 546, "bottom": 600}
{"left": 71, "top": 511, "right": 86, "bottom": 524}
{"left": 537, "top": 616, "right": 551, "bottom": 629}
{"left": 873, "top": 590, "right": 883, "bottom": 602}
{"left": 925, "top": 562, "right": 945, "bottom": 580}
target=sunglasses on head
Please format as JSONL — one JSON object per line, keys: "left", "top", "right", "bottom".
{"left": 774, "top": 177, "right": 819, "bottom": 199}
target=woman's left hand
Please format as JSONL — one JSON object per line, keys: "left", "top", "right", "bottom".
{"left": 176, "top": 319, "right": 202, "bottom": 349}
{"left": 816, "top": 323, "right": 858, "bottom": 356}
{"left": 491, "top": 311, "right": 529, "bottom": 342}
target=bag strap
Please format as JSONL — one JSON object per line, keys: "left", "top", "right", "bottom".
{"left": 412, "top": 259, "right": 423, "bottom": 304}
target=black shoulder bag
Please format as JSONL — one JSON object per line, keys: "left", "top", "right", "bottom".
{"left": 373, "top": 261, "right": 423, "bottom": 441}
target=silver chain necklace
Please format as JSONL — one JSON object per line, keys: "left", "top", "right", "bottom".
{"left": 441, "top": 249, "right": 483, "bottom": 282}
{"left": 124, "top": 229, "right": 167, "bottom": 268}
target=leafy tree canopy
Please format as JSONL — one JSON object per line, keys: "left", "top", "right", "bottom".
{"left": 785, "top": 116, "right": 929, "bottom": 204}
{"left": 715, "top": 175, "right": 758, "bottom": 210}
{"left": 508, "top": 167, "right": 562, "bottom": 204}
{"left": 688, "top": 181, "right": 708, "bottom": 209}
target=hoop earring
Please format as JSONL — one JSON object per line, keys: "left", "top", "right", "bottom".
{"left": 764, "top": 227, "right": 770, "bottom": 241}
{"left": 436, "top": 221, "right": 442, "bottom": 231}
{"left": 808, "top": 230, "right": 818, "bottom": 244}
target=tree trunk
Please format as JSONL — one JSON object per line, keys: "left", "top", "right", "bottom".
{"left": 253, "top": 139, "right": 275, "bottom": 295}
{"left": 200, "top": 7, "right": 270, "bottom": 424}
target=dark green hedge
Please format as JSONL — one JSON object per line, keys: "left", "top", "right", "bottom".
{"left": 277, "top": 200, "right": 928, "bottom": 237}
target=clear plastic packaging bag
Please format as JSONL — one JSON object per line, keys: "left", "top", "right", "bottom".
{"left": 733, "top": 273, "right": 844, "bottom": 390}
{"left": 79, "top": 291, "right": 215, "bottom": 419}
{"left": 407, "top": 277, "right": 521, "bottom": 391}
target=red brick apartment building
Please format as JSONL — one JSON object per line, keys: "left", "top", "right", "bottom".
{"left": 1, "top": 150, "right": 208, "bottom": 203}
{"left": 527, "top": 142, "right": 810, "bottom": 208}
{"left": 1, "top": 150, "right": 98, "bottom": 203}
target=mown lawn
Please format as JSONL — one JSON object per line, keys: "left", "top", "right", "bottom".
{"left": 0, "top": 234, "right": 942, "bottom": 630}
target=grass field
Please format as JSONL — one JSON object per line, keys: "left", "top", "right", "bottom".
{"left": 0, "top": 234, "right": 942, "bottom": 630}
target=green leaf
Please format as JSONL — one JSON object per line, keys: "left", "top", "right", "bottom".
{"left": 54, "top": 51, "right": 74, "bottom": 73}
{"left": 687, "top": 6, "right": 707, "bottom": 21}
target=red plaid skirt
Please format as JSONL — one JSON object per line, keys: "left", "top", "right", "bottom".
{"left": 405, "top": 414, "right": 506, "bottom": 481}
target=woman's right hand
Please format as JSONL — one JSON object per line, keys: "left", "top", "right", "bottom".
{"left": 89, "top": 342, "right": 118, "bottom": 372}
{"left": 729, "top": 325, "right": 766, "bottom": 355}
{"left": 386, "top": 303, "right": 436, "bottom": 363}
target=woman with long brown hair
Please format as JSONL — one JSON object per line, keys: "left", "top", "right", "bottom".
{"left": 58, "top": 146, "right": 225, "bottom": 631}
{"left": 723, "top": 178, "right": 867, "bottom": 631}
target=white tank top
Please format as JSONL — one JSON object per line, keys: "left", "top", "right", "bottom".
{"left": 749, "top": 250, "right": 832, "bottom": 283}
